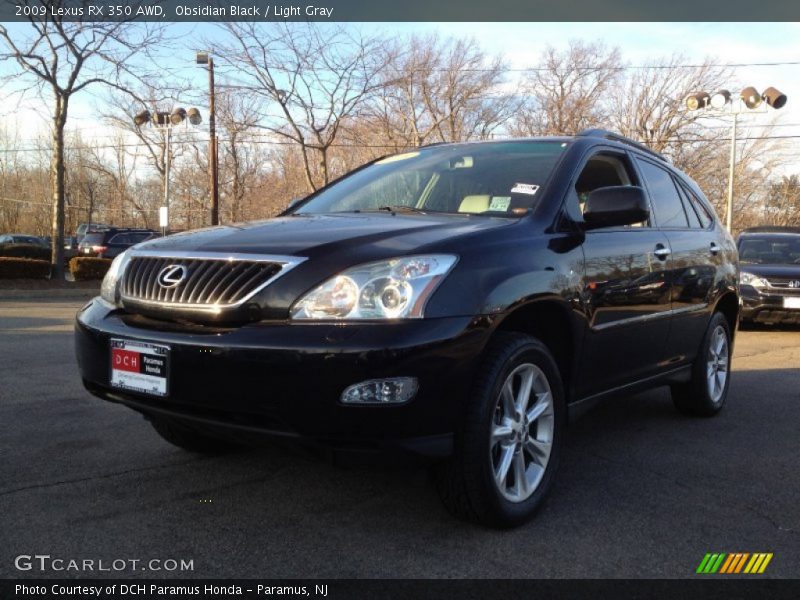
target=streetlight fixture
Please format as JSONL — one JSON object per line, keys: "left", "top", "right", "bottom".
{"left": 686, "top": 85, "right": 788, "bottom": 232}
{"left": 133, "top": 106, "right": 203, "bottom": 236}
{"left": 197, "top": 50, "right": 219, "bottom": 227}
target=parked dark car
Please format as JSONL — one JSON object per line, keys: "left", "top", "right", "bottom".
{"left": 75, "top": 130, "right": 739, "bottom": 527}
{"left": 0, "top": 233, "right": 48, "bottom": 246}
{"left": 78, "top": 228, "right": 156, "bottom": 259}
{"left": 76, "top": 223, "right": 110, "bottom": 244}
{"left": 738, "top": 226, "right": 800, "bottom": 325}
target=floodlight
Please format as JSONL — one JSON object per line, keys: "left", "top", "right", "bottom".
{"left": 709, "top": 90, "right": 731, "bottom": 109}
{"left": 133, "top": 110, "right": 151, "bottom": 126}
{"left": 762, "top": 87, "right": 787, "bottom": 109}
{"left": 740, "top": 87, "right": 762, "bottom": 109}
{"left": 686, "top": 92, "right": 710, "bottom": 111}
{"left": 170, "top": 107, "right": 187, "bottom": 125}
{"left": 187, "top": 107, "right": 202, "bottom": 125}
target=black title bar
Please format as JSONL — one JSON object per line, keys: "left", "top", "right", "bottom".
{"left": 4, "top": 579, "right": 800, "bottom": 600}
{"left": 1, "top": 0, "right": 800, "bottom": 22}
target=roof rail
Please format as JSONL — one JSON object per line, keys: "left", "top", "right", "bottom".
{"left": 576, "top": 129, "right": 668, "bottom": 163}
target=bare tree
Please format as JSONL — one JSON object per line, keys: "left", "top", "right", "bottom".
{"left": 81, "top": 132, "right": 160, "bottom": 228}
{"left": 215, "top": 90, "right": 263, "bottom": 222}
{"left": 372, "top": 34, "right": 515, "bottom": 147}
{"left": 0, "top": 123, "right": 51, "bottom": 234}
{"left": 101, "top": 76, "right": 194, "bottom": 185}
{"left": 511, "top": 41, "right": 622, "bottom": 136}
{"left": 64, "top": 131, "right": 106, "bottom": 228}
{"left": 0, "top": 10, "right": 164, "bottom": 276}
{"left": 765, "top": 175, "right": 800, "bottom": 227}
{"left": 608, "top": 54, "right": 732, "bottom": 153}
{"left": 216, "top": 23, "right": 391, "bottom": 192}
{"left": 608, "top": 56, "right": 794, "bottom": 229}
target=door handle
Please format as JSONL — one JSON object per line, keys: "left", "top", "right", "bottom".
{"left": 653, "top": 245, "right": 671, "bottom": 260}
{"left": 710, "top": 242, "right": 720, "bottom": 255}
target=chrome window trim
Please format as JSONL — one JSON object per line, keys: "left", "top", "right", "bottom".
{"left": 119, "top": 250, "right": 307, "bottom": 314}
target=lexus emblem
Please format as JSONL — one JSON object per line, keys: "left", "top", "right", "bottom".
{"left": 789, "top": 280, "right": 800, "bottom": 288}
{"left": 157, "top": 264, "right": 188, "bottom": 289}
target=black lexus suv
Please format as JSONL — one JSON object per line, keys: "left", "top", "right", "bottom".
{"left": 75, "top": 130, "right": 739, "bottom": 527}
{"left": 738, "top": 226, "right": 800, "bottom": 325}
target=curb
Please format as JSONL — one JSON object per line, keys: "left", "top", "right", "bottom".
{"left": 0, "top": 289, "right": 99, "bottom": 300}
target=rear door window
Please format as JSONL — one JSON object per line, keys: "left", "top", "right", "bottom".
{"left": 674, "top": 182, "right": 702, "bottom": 228}
{"left": 635, "top": 158, "right": 689, "bottom": 228}
{"left": 678, "top": 182, "right": 714, "bottom": 229}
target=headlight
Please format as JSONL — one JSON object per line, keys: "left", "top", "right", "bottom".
{"left": 740, "top": 271, "right": 768, "bottom": 288}
{"left": 100, "top": 251, "right": 131, "bottom": 305}
{"left": 291, "top": 255, "right": 458, "bottom": 320}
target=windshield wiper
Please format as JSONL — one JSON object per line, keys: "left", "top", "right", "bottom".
{"left": 375, "top": 205, "right": 428, "bottom": 214}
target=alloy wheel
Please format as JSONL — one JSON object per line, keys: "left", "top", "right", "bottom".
{"left": 490, "top": 363, "right": 555, "bottom": 503}
{"left": 706, "top": 325, "right": 729, "bottom": 403}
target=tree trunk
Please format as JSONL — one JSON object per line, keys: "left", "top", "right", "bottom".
{"left": 319, "top": 148, "right": 329, "bottom": 187}
{"left": 50, "top": 94, "right": 68, "bottom": 280}
{"left": 300, "top": 147, "right": 317, "bottom": 192}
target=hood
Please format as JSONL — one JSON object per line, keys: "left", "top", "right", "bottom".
{"left": 136, "top": 212, "right": 513, "bottom": 259}
{"left": 739, "top": 263, "right": 800, "bottom": 280}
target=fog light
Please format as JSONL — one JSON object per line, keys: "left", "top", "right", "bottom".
{"left": 340, "top": 377, "right": 418, "bottom": 405}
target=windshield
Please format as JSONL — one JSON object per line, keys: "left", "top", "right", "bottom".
{"left": 739, "top": 235, "right": 800, "bottom": 265}
{"left": 295, "top": 141, "right": 567, "bottom": 217}
{"left": 81, "top": 233, "right": 105, "bottom": 245}
{"left": 12, "top": 236, "right": 42, "bottom": 244}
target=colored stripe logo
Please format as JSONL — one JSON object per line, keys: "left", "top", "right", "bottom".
{"left": 696, "top": 553, "right": 773, "bottom": 574}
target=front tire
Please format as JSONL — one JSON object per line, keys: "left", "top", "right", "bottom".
{"left": 435, "top": 332, "right": 565, "bottom": 528}
{"left": 671, "top": 312, "right": 731, "bottom": 417}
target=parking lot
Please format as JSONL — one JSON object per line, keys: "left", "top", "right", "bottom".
{"left": 1, "top": 298, "right": 798, "bottom": 579}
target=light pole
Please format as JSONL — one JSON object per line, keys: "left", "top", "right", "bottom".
{"left": 686, "top": 86, "right": 787, "bottom": 232}
{"left": 196, "top": 51, "right": 219, "bottom": 227}
{"left": 133, "top": 107, "right": 203, "bottom": 236}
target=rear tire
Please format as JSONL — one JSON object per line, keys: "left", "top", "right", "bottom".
{"left": 149, "top": 416, "right": 240, "bottom": 453}
{"left": 435, "top": 332, "right": 565, "bottom": 528}
{"left": 671, "top": 312, "right": 731, "bottom": 417}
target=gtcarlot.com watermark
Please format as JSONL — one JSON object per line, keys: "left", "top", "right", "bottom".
{"left": 14, "top": 554, "right": 194, "bottom": 572}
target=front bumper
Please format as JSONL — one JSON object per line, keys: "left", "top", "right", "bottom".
{"left": 740, "top": 285, "right": 800, "bottom": 324}
{"left": 75, "top": 298, "right": 492, "bottom": 457}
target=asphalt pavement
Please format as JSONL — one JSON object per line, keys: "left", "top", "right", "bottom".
{"left": 1, "top": 299, "right": 798, "bottom": 579}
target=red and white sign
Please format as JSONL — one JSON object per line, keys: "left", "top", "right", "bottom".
{"left": 110, "top": 339, "right": 169, "bottom": 397}
{"left": 112, "top": 348, "right": 140, "bottom": 373}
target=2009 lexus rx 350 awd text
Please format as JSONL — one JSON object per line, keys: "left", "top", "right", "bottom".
{"left": 75, "top": 130, "right": 739, "bottom": 527}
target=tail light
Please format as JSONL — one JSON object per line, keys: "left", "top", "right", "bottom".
{"left": 92, "top": 245, "right": 107, "bottom": 253}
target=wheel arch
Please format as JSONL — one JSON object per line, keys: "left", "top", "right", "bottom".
{"left": 493, "top": 298, "right": 581, "bottom": 402}
{"left": 713, "top": 291, "right": 740, "bottom": 340}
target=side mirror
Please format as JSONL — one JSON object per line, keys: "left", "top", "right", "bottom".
{"left": 582, "top": 186, "right": 649, "bottom": 229}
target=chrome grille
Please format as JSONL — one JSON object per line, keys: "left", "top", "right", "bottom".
{"left": 767, "top": 277, "right": 800, "bottom": 292}
{"left": 119, "top": 251, "right": 305, "bottom": 312}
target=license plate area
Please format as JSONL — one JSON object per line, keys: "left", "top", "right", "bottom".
{"left": 110, "top": 338, "right": 170, "bottom": 397}
{"left": 783, "top": 297, "right": 800, "bottom": 309}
